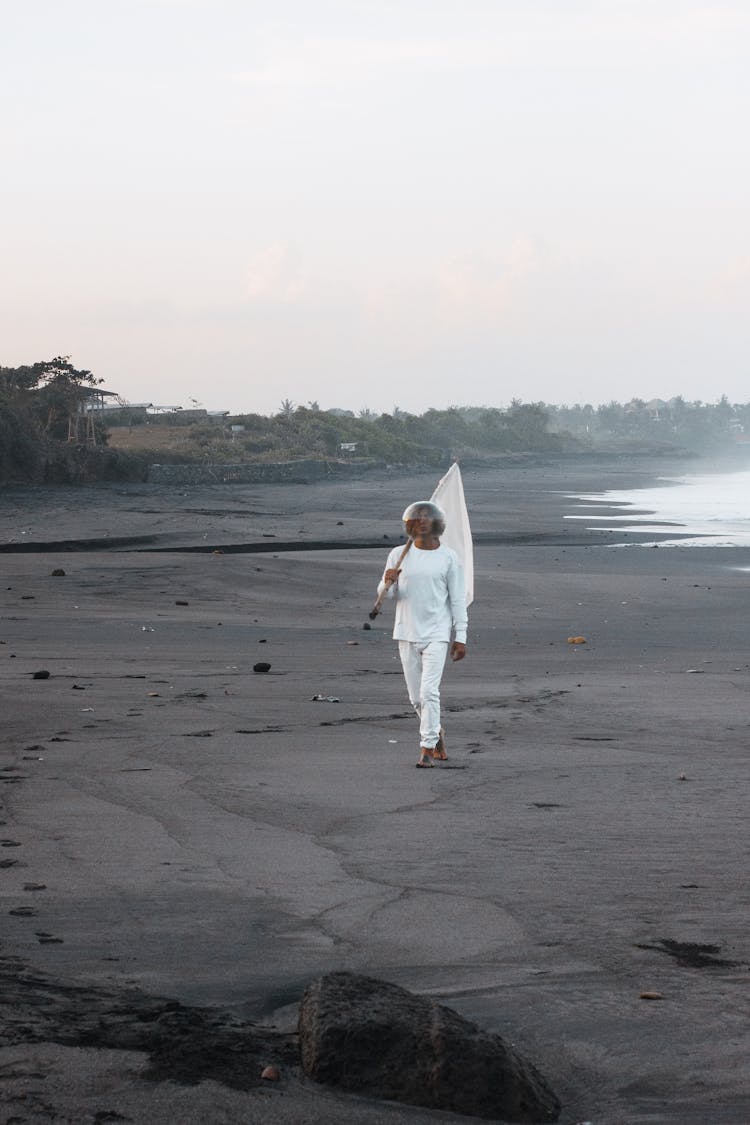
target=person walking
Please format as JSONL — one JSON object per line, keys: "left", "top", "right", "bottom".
{"left": 377, "top": 499, "right": 468, "bottom": 768}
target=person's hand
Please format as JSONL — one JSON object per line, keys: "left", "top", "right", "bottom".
{"left": 450, "top": 642, "right": 467, "bottom": 662}
{"left": 384, "top": 568, "right": 401, "bottom": 586}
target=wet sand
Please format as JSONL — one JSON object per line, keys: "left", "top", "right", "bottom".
{"left": 2, "top": 456, "right": 750, "bottom": 1124}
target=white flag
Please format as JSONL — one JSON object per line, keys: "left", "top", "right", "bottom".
{"left": 431, "top": 462, "right": 474, "bottom": 607}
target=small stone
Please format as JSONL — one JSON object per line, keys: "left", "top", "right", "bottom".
{"left": 640, "top": 991, "right": 664, "bottom": 1000}
{"left": 51, "top": 568, "right": 66, "bottom": 577}
{"left": 567, "top": 636, "right": 586, "bottom": 644}
{"left": 362, "top": 622, "right": 372, "bottom": 630}
{"left": 253, "top": 662, "right": 272, "bottom": 673}
{"left": 261, "top": 1064, "right": 281, "bottom": 1081}
{"left": 32, "top": 670, "right": 51, "bottom": 680}
{"left": 175, "top": 599, "right": 189, "bottom": 606}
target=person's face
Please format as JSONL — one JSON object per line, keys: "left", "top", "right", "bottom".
{"left": 412, "top": 509, "right": 434, "bottom": 535}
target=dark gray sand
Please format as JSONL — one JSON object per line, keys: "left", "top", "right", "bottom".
{"left": 2, "top": 457, "right": 750, "bottom": 1124}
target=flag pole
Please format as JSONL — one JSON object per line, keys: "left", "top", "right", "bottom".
{"left": 368, "top": 537, "right": 413, "bottom": 620}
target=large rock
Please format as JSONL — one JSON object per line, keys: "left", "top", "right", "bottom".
{"left": 299, "top": 972, "right": 560, "bottom": 1123}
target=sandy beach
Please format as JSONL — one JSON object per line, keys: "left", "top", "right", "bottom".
{"left": 2, "top": 455, "right": 750, "bottom": 1124}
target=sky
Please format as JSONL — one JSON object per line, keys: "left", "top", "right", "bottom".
{"left": 2, "top": 0, "right": 748, "bottom": 416}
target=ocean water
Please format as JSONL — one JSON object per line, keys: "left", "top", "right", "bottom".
{"left": 565, "top": 468, "right": 750, "bottom": 548}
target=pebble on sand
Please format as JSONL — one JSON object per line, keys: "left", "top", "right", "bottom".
{"left": 567, "top": 636, "right": 587, "bottom": 644}
{"left": 260, "top": 1065, "right": 281, "bottom": 1081}
{"left": 253, "top": 662, "right": 272, "bottom": 673}
{"left": 640, "top": 991, "right": 665, "bottom": 1000}
{"left": 50, "top": 568, "right": 66, "bottom": 577}
{"left": 32, "top": 670, "right": 51, "bottom": 680}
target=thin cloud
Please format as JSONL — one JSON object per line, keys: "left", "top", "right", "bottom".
{"left": 227, "top": 4, "right": 750, "bottom": 89}
{"left": 244, "top": 244, "right": 307, "bottom": 303}
{"left": 707, "top": 256, "right": 750, "bottom": 302}
{"left": 435, "top": 238, "right": 543, "bottom": 325}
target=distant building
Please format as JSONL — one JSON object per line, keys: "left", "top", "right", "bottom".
{"left": 81, "top": 388, "right": 122, "bottom": 412}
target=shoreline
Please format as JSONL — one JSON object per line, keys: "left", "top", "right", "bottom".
{"left": 2, "top": 454, "right": 750, "bottom": 1123}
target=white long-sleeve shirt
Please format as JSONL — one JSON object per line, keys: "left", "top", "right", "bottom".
{"left": 378, "top": 543, "right": 468, "bottom": 644}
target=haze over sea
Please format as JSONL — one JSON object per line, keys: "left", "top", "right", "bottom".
{"left": 566, "top": 466, "right": 750, "bottom": 550}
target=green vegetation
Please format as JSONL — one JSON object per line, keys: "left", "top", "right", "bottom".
{"left": 548, "top": 396, "right": 750, "bottom": 454}
{"left": 2, "top": 355, "right": 749, "bottom": 485}
{"left": 223, "top": 402, "right": 567, "bottom": 465}
{"left": 0, "top": 357, "right": 147, "bottom": 484}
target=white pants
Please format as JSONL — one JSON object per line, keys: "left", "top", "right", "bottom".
{"left": 398, "top": 640, "right": 449, "bottom": 749}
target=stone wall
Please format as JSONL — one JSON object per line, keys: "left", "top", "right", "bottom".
{"left": 147, "top": 459, "right": 385, "bottom": 485}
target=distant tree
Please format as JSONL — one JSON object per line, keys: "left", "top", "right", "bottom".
{"left": 504, "top": 400, "right": 554, "bottom": 449}
{"left": 0, "top": 355, "right": 112, "bottom": 482}
{"left": 0, "top": 363, "right": 42, "bottom": 397}
{"left": 32, "top": 356, "right": 103, "bottom": 440}
{"left": 278, "top": 398, "right": 296, "bottom": 417}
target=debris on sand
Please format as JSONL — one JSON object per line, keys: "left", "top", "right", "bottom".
{"left": 299, "top": 972, "right": 560, "bottom": 1122}
{"left": 635, "top": 939, "right": 740, "bottom": 969}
